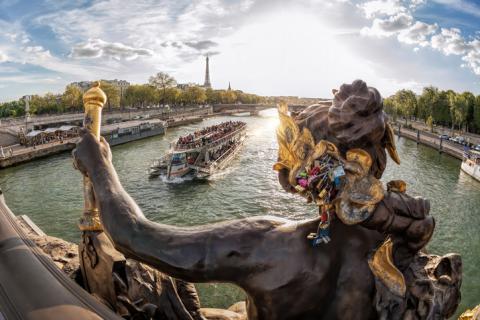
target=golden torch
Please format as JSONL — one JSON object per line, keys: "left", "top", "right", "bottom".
{"left": 78, "top": 81, "right": 106, "bottom": 231}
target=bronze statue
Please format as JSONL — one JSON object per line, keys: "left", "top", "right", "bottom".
{"left": 73, "top": 80, "right": 461, "bottom": 320}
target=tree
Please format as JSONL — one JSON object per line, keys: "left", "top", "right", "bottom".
{"left": 474, "top": 95, "right": 480, "bottom": 133}
{"left": 181, "top": 86, "right": 206, "bottom": 105}
{"left": 435, "top": 91, "right": 452, "bottom": 126}
{"left": 100, "top": 81, "right": 120, "bottom": 111}
{"left": 216, "top": 90, "right": 237, "bottom": 104}
{"left": 29, "top": 93, "right": 61, "bottom": 115}
{"left": 446, "top": 90, "right": 469, "bottom": 133}
{"left": 162, "top": 87, "right": 181, "bottom": 105}
{"left": 0, "top": 100, "right": 26, "bottom": 118}
{"left": 62, "top": 85, "right": 83, "bottom": 111}
{"left": 461, "top": 91, "right": 476, "bottom": 132}
{"left": 383, "top": 97, "right": 397, "bottom": 121}
{"left": 416, "top": 86, "right": 438, "bottom": 122}
{"left": 206, "top": 89, "right": 222, "bottom": 104}
{"left": 125, "top": 85, "right": 157, "bottom": 108}
{"left": 149, "top": 72, "right": 177, "bottom": 105}
{"left": 426, "top": 115, "right": 434, "bottom": 133}
{"left": 393, "top": 89, "right": 416, "bottom": 125}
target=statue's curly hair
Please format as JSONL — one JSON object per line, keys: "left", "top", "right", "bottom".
{"left": 294, "top": 79, "right": 389, "bottom": 179}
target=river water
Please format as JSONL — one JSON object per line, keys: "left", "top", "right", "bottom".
{"left": 0, "top": 109, "right": 478, "bottom": 317}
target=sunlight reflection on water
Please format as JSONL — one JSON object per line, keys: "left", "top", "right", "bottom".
{"left": 0, "top": 109, "right": 478, "bottom": 315}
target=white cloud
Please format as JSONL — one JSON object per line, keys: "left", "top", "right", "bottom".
{"left": 359, "top": 1, "right": 480, "bottom": 77}
{"left": 430, "top": 28, "right": 470, "bottom": 56}
{"left": 1, "top": 0, "right": 480, "bottom": 100}
{"left": 70, "top": 38, "right": 153, "bottom": 60}
{"left": 358, "top": 0, "right": 406, "bottom": 19}
{"left": 0, "top": 52, "right": 8, "bottom": 63}
{"left": 409, "top": 0, "right": 426, "bottom": 9}
{"left": 361, "top": 13, "right": 413, "bottom": 37}
{"left": 398, "top": 21, "right": 437, "bottom": 46}
{"left": 462, "top": 39, "right": 480, "bottom": 75}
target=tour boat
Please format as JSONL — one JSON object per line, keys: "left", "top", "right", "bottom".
{"left": 461, "top": 149, "right": 480, "bottom": 181}
{"left": 149, "top": 121, "right": 247, "bottom": 179}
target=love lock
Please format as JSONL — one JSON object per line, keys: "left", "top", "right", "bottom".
{"left": 307, "top": 225, "right": 331, "bottom": 246}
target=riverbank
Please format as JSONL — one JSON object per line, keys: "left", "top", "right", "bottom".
{"left": 0, "top": 115, "right": 204, "bottom": 168}
{"left": 0, "top": 140, "right": 76, "bottom": 168}
{"left": 394, "top": 123, "right": 464, "bottom": 160}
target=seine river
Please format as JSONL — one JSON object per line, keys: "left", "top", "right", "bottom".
{"left": 0, "top": 110, "right": 478, "bottom": 317}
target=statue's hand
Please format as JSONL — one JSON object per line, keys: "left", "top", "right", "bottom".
{"left": 72, "top": 129, "right": 112, "bottom": 177}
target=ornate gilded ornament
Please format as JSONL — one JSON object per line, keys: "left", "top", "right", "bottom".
{"left": 458, "top": 305, "right": 480, "bottom": 320}
{"left": 368, "top": 238, "right": 407, "bottom": 297}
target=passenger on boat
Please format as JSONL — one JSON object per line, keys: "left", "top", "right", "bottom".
{"left": 176, "top": 121, "right": 245, "bottom": 149}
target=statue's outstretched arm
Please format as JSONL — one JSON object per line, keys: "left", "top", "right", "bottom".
{"left": 73, "top": 131, "right": 271, "bottom": 283}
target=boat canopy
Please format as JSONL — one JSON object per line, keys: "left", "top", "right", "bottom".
{"left": 44, "top": 127, "right": 59, "bottom": 133}
{"left": 26, "top": 130, "right": 44, "bottom": 137}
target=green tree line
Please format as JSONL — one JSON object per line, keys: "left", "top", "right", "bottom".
{"left": 384, "top": 87, "right": 480, "bottom": 134}
{"left": 0, "top": 73, "right": 265, "bottom": 118}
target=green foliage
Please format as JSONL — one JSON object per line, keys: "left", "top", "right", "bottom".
{"left": 386, "top": 86, "right": 480, "bottom": 134}
{"left": 180, "top": 86, "right": 207, "bottom": 105}
{"left": 62, "top": 85, "right": 83, "bottom": 111}
{"left": 426, "top": 115, "right": 433, "bottom": 132}
{"left": 1, "top": 71, "right": 266, "bottom": 118}
{"left": 0, "top": 100, "right": 26, "bottom": 118}
{"left": 100, "top": 81, "right": 121, "bottom": 110}
{"left": 392, "top": 89, "right": 416, "bottom": 125}
{"left": 30, "top": 93, "right": 63, "bottom": 115}
{"left": 474, "top": 95, "right": 480, "bottom": 132}
{"left": 149, "top": 72, "right": 177, "bottom": 104}
{"left": 125, "top": 85, "right": 157, "bottom": 107}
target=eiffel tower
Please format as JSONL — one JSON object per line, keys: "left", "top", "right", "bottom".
{"left": 203, "top": 55, "right": 212, "bottom": 89}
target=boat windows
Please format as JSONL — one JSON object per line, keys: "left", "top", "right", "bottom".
{"left": 172, "top": 153, "right": 186, "bottom": 165}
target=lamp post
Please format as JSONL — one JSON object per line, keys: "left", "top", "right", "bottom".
{"left": 78, "top": 81, "right": 106, "bottom": 232}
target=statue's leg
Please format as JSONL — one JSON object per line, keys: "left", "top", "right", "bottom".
{"left": 361, "top": 191, "right": 435, "bottom": 271}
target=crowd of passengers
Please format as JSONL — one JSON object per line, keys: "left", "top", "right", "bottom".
{"left": 176, "top": 121, "right": 244, "bottom": 147}
{"left": 208, "top": 140, "right": 235, "bottom": 161}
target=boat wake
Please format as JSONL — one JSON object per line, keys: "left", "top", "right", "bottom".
{"left": 159, "top": 175, "right": 195, "bottom": 184}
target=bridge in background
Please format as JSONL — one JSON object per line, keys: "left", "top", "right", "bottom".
{"left": 212, "top": 104, "right": 275, "bottom": 115}
{"left": 212, "top": 103, "right": 318, "bottom": 115}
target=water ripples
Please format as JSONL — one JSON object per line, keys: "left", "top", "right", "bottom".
{"left": 0, "top": 110, "right": 478, "bottom": 314}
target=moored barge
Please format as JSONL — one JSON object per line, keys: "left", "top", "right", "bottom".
{"left": 461, "top": 149, "right": 480, "bottom": 181}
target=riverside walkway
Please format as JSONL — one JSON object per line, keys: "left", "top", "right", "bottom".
{"left": 395, "top": 123, "right": 465, "bottom": 160}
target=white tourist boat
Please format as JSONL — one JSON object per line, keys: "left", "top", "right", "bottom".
{"left": 461, "top": 149, "right": 480, "bottom": 182}
{"left": 150, "top": 121, "right": 247, "bottom": 179}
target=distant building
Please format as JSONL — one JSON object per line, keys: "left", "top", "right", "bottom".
{"left": 203, "top": 55, "right": 211, "bottom": 89}
{"left": 228, "top": 82, "right": 231, "bottom": 91}
{"left": 69, "top": 81, "right": 91, "bottom": 92}
{"left": 70, "top": 79, "right": 130, "bottom": 97}
{"left": 176, "top": 83, "right": 198, "bottom": 90}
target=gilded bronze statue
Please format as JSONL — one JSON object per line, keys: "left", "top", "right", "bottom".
{"left": 73, "top": 80, "right": 462, "bottom": 320}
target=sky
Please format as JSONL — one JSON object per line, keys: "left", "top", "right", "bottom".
{"left": 0, "top": 0, "right": 480, "bottom": 102}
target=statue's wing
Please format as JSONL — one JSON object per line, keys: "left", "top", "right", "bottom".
{"left": 384, "top": 123, "right": 400, "bottom": 165}
{"left": 274, "top": 102, "right": 301, "bottom": 172}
